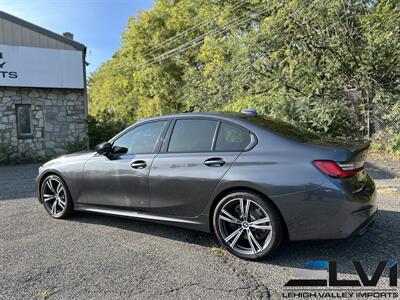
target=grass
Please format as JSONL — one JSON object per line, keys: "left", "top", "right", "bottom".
{"left": 209, "top": 246, "right": 229, "bottom": 257}
{"left": 369, "top": 151, "right": 400, "bottom": 162}
{"left": 376, "top": 187, "right": 399, "bottom": 197}
{"left": 35, "top": 288, "right": 56, "bottom": 300}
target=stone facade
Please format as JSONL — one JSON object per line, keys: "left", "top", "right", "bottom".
{"left": 0, "top": 87, "right": 87, "bottom": 159}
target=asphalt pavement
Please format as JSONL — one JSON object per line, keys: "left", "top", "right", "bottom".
{"left": 0, "top": 160, "right": 399, "bottom": 299}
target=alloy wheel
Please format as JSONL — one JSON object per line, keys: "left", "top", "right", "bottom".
{"left": 42, "top": 176, "right": 67, "bottom": 217}
{"left": 217, "top": 198, "right": 273, "bottom": 255}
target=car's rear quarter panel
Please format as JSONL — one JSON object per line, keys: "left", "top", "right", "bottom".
{"left": 204, "top": 128, "right": 376, "bottom": 241}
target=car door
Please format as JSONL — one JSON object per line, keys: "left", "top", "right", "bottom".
{"left": 83, "top": 120, "right": 169, "bottom": 208}
{"left": 149, "top": 118, "right": 252, "bottom": 217}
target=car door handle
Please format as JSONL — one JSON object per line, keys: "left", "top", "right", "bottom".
{"left": 131, "top": 160, "right": 147, "bottom": 169}
{"left": 204, "top": 157, "right": 226, "bottom": 167}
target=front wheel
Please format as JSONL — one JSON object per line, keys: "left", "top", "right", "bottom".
{"left": 41, "top": 174, "right": 73, "bottom": 219}
{"left": 213, "top": 192, "right": 283, "bottom": 260}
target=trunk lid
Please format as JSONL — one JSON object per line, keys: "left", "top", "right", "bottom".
{"left": 310, "top": 139, "right": 370, "bottom": 162}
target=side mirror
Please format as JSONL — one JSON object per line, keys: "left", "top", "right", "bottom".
{"left": 95, "top": 142, "right": 112, "bottom": 155}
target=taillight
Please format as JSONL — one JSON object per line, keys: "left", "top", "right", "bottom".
{"left": 313, "top": 160, "right": 364, "bottom": 179}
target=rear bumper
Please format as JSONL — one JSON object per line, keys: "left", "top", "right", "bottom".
{"left": 281, "top": 174, "right": 378, "bottom": 241}
{"left": 349, "top": 208, "right": 377, "bottom": 237}
{"left": 338, "top": 176, "right": 378, "bottom": 238}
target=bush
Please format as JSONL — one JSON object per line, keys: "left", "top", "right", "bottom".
{"left": 0, "top": 142, "right": 46, "bottom": 165}
{"left": 371, "top": 132, "right": 400, "bottom": 159}
{"left": 10, "top": 152, "right": 45, "bottom": 165}
{"left": 0, "top": 142, "right": 13, "bottom": 164}
{"left": 65, "top": 138, "right": 89, "bottom": 153}
{"left": 388, "top": 135, "right": 400, "bottom": 153}
{"left": 87, "top": 112, "right": 127, "bottom": 149}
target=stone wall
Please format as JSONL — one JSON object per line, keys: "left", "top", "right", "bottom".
{"left": 0, "top": 87, "right": 87, "bottom": 160}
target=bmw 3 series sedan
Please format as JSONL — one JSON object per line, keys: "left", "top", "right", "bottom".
{"left": 36, "top": 110, "right": 377, "bottom": 260}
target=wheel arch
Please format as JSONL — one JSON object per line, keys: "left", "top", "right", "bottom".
{"left": 37, "top": 170, "right": 69, "bottom": 203}
{"left": 208, "top": 186, "right": 289, "bottom": 239}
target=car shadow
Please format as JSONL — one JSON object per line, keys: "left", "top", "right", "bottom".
{"left": 68, "top": 210, "right": 216, "bottom": 248}
{"left": 365, "top": 162, "right": 398, "bottom": 180}
{"left": 67, "top": 209, "right": 399, "bottom": 276}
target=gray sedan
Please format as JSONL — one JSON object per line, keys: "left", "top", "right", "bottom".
{"left": 36, "top": 110, "right": 377, "bottom": 260}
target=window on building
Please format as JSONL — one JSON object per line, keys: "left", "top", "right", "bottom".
{"left": 16, "top": 105, "right": 33, "bottom": 138}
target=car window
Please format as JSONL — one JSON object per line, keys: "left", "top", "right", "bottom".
{"left": 168, "top": 119, "right": 218, "bottom": 152}
{"left": 112, "top": 121, "right": 167, "bottom": 154}
{"left": 215, "top": 122, "right": 251, "bottom": 151}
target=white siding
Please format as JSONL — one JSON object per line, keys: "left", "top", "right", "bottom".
{"left": 0, "top": 17, "right": 75, "bottom": 50}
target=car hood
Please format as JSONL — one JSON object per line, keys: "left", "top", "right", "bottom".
{"left": 42, "top": 151, "right": 96, "bottom": 169}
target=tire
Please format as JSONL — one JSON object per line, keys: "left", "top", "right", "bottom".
{"left": 213, "top": 191, "right": 283, "bottom": 260}
{"left": 40, "top": 174, "right": 73, "bottom": 219}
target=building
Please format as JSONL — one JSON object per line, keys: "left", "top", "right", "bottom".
{"left": 0, "top": 11, "right": 87, "bottom": 162}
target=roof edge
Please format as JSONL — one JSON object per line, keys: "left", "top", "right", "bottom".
{"left": 0, "top": 10, "right": 86, "bottom": 52}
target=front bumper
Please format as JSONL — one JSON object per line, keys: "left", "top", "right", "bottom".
{"left": 36, "top": 166, "right": 45, "bottom": 203}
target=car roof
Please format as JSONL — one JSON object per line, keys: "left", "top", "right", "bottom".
{"left": 110, "top": 112, "right": 261, "bottom": 144}
{"left": 139, "top": 112, "right": 246, "bottom": 123}
{"left": 136, "top": 112, "right": 323, "bottom": 144}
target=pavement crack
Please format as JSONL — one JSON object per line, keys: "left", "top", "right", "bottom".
{"left": 212, "top": 250, "right": 270, "bottom": 299}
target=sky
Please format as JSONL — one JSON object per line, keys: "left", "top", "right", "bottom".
{"left": 0, "top": 0, "right": 154, "bottom": 74}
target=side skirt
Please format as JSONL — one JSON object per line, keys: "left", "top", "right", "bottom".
{"left": 74, "top": 204, "right": 210, "bottom": 232}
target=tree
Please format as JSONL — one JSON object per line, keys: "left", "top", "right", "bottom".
{"left": 88, "top": 0, "right": 400, "bottom": 140}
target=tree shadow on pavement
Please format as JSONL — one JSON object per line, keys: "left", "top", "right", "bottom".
{"left": 0, "top": 164, "right": 40, "bottom": 201}
{"left": 365, "top": 162, "right": 398, "bottom": 179}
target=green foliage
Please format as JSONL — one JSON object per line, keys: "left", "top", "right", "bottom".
{"left": 371, "top": 132, "right": 400, "bottom": 158}
{"left": 88, "top": 0, "right": 400, "bottom": 140}
{"left": 11, "top": 152, "right": 45, "bottom": 165}
{"left": 87, "top": 113, "right": 126, "bottom": 148}
{"left": 0, "top": 142, "right": 13, "bottom": 164}
{"left": 65, "top": 138, "right": 89, "bottom": 153}
{"left": 388, "top": 135, "right": 400, "bottom": 153}
{"left": 0, "top": 141, "right": 46, "bottom": 165}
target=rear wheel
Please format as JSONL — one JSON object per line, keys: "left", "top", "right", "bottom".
{"left": 213, "top": 191, "right": 283, "bottom": 260}
{"left": 41, "top": 175, "right": 73, "bottom": 219}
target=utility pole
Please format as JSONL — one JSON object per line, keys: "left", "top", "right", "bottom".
{"left": 366, "top": 91, "right": 370, "bottom": 139}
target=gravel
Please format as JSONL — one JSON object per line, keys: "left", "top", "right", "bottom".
{"left": 0, "top": 161, "right": 399, "bottom": 299}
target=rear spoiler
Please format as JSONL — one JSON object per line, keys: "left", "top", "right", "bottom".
{"left": 350, "top": 140, "right": 370, "bottom": 156}
{"left": 348, "top": 140, "right": 370, "bottom": 162}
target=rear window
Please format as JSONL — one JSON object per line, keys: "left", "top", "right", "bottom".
{"left": 215, "top": 122, "right": 251, "bottom": 151}
{"left": 243, "top": 115, "right": 320, "bottom": 143}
